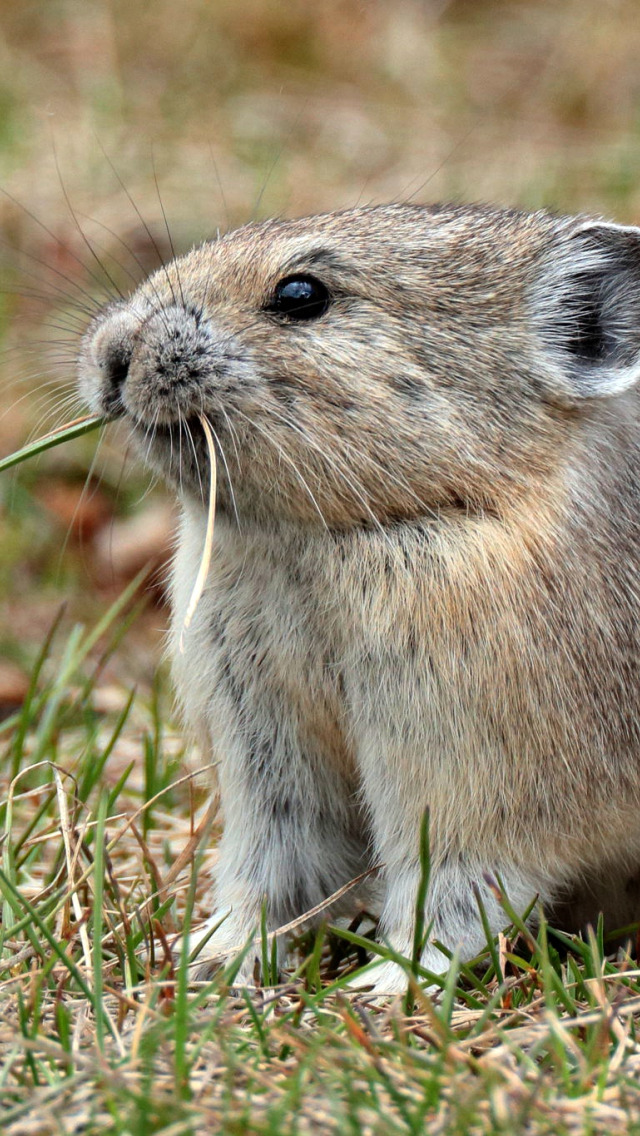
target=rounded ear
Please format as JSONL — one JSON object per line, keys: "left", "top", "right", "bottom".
{"left": 532, "top": 220, "right": 640, "bottom": 403}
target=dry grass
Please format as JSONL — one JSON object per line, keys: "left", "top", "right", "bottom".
{"left": 181, "top": 415, "right": 217, "bottom": 643}
{"left": 4, "top": 1, "right": 640, "bottom": 1132}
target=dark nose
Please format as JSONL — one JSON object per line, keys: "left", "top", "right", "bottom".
{"left": 80, "top": 304, "right": 142, "bottom": 418}
{"left": 103, "top": 342, "right": 132, "bottom": 388}
{"left": 101, "top": 342, "right": 133, "bottom": 412}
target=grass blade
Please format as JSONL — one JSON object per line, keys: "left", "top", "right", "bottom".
{"left": 0, "top": 414, "right": 106, "bottom": 473}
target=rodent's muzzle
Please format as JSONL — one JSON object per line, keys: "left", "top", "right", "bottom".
{"left": 80, "top": 302, "right": 226, "bottom": 427}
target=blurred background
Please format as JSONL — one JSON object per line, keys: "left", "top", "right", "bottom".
{"left": 2, "top": 0, "right": 640, "bottom": 708}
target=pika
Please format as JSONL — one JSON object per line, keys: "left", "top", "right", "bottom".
{"left": 79, "top": 203, "right": 640, "bottom": 994}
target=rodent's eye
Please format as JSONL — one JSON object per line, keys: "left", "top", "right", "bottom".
{"left": 269, "top": 275, "right": 331, "bottom": 321}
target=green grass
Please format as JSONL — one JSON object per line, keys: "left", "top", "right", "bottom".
{"left": 0, "top": 416, "right": 105, "bottom": 475}
{"left": 2, "top": 600, "right": 640, "bottom": 1133}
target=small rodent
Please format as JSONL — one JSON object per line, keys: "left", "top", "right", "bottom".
{"left": 79, "top": 202, "right": 640, "bottom": 994}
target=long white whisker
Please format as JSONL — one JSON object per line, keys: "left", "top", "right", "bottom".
{"left": 218, "top": 405, "right": 242, "bottom": 470}
{"left": 265, "top": 406, "right": 393, "bottom": 544}
{"left": 184, "top": 413, "right": 204, "bottom": 501}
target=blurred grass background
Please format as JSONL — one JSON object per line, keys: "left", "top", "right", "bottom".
{"left": 3, "top": 0, "right": 640, "bottom": 696}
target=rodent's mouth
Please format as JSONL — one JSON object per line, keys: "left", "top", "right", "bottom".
{"left": 130, "top": 412, "right": 208, "bottom": 444}
{"left": 125, "top": 409, "right": 224, "bottom": 508}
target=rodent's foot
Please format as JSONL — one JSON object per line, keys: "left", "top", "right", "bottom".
{"left": 346, "top": 959, "right": 407, "bottom": 998}
{"left": 345, "top": 959, "right": 432, "bottom": 1000}
{"left": 345, "top": 943, "right": 451, "bottom": 1001}
{"left": 169, "top": 912, "right": 269, "bottom": 988}
{"left": 191, "top": 951, "right": 260, "bottom": 988}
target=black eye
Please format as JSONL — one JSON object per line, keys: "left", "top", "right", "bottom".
{"left": 270, "top": 275, "right": 331, "bottom": 321}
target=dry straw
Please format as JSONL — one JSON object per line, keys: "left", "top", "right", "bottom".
{"left": 180, "top": 414, "right": 217, "bottom": 648}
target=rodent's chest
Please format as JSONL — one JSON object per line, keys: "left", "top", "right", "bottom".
{"left": 169, "top": 511, "right": 345, "bottom": 721}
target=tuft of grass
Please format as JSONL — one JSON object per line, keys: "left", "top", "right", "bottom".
{"left": 2, "top": 605, "right": 640, "bottom": 1133}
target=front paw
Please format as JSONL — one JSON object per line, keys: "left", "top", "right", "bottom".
{"left": 346, "top": 959, "right": 410, "bottom": 998}
{"left": 192, "top": 951, "right": 260, "bottom": 987}
{"left": 169, "top": 911, "right": 263, "bottom": 986}
{"left": 345, "top": 942, "right": 451, "bottom": 1000}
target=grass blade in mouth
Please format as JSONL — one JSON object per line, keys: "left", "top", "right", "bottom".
{"left": 0, "top": 414, "right": 106, "bottom": 474}
{"left": 4, "top": 409, "right": 217, "bottom": 640}
{"left": 181, "top": 414, "right": 218, "bottom": 647}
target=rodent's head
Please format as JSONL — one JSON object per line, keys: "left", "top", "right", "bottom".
{"left": 78, "top": 203, "right": 640, "bottom": 528}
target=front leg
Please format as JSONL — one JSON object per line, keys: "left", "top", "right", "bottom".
{"left": 169, "top": 519, "right": 371, "bottom": 983}
{"left": 183, "top": 674, "right": 369, "bottom": 983}
{"left": 350, "top": 723, "right": 554, "bottom": 996}
{"left": 349, "top": 849, "right": 549, "bottom": 995}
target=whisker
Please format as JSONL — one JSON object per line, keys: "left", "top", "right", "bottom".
{"left": 0, "top": 382, "right": 77, "bottom": 427}
{"left": 233, "top": 407, "right": 329, "bottom": 529}
{"left": 71, "top": 221, "right": 142, "bottom": 290}
{"left": 219, "top": 405, "right": 243, "bottom": 470}
{"left": 208, "top": 407, "right": 241, "bottom": 529}
{"left": 143, "top": 407, "right": 162, "bottom": 469}
{"left": 0, "top": 190, "right": 111, "bottom": 312}
{"left": 0, "top": 288, "right": 90, "bottom": 326}
{"left": 76, "top": 210, "right": 182, "bottom": 331}
{"left": 110, "top": 432, "right": 138, "bottom": 518}
{"left": 52, "top": 139, "right": 125, "bottom": 301}
{"left": 24, "top": 390, "right": 84, "bottom": 433}
{"left": 208, "top": 142, "right": 231, "bottom": 232}
{"left": 152, "top": 150, "right": 183, "bottom": 310}
{"left": 264, "top": 404, "right": 417, "bottom": 568}
{"left": 266, "top": 406, "right": 386, "bottom": 532}
{"left": 184, "top": 413, "right": 204, "bottom": 502}
{"left": 89, "top": 141, "right": 183, "bottom": 325}
{"left": 95, "top": 138, "right": 167, "bottom": 273}
{"left": 3, "top": 383, "right": 76, "bottom": 431}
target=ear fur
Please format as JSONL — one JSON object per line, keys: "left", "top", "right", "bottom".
{"left": 532, "top": 220, "right": 640, "bottom": 404}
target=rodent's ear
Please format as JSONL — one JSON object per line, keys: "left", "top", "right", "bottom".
{"left": 533, "top": 220, "right": 640, "bottom": 403}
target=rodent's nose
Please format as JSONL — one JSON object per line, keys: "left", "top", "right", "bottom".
{"left": 81, "top": 301, "right": 223, "bottom": 425}
{"left": 81, "top": 306, "right": 141, "bottom": 417}
{"left": 102, "top": 342, "right": 132, "bottom": 406}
